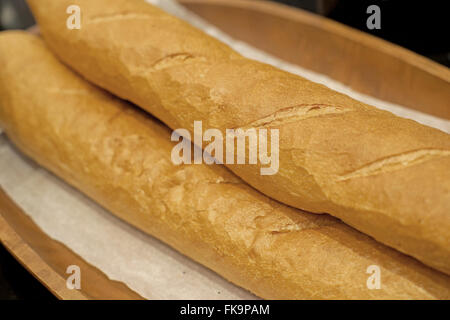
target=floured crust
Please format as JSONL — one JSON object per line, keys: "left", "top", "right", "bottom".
{"left": 27, "top": 0, "right": 450, "bottom": 275}
{"left": 1, "top": 32, "right": 450, "bottom": 299}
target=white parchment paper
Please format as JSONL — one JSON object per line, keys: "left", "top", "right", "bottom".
{"left": 0, "top": 0, "right": 448, "bottom": 299}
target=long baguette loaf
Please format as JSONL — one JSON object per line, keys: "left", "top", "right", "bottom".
{"left": 28, "top": 0, "right": 450, "bottom": 275}
{"left": 1, "top": 32, "right": 450, "bottom": 299}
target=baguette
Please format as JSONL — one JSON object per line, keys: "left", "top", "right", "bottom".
{"left": 27, "top": 0, "right": 450, "bottom": 275}
{"left": 1, "top": 31, "right": 450, "bottom": 299}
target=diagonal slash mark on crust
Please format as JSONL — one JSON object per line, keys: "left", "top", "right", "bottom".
{"left": 336, "top": 149, "right": 450, "bottom": 181}
{"left": 266, "top": 220, "right": 340, "bottom": 234}
{"left": 239, "top": 104, "right": 351, "bottom": 128}
{"left": 151, "top": 53, "right": 206, "bottom": 71}
{"left": 87, "top": 13, "right": 156, "bottom": 24}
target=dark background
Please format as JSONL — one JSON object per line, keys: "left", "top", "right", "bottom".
{"left": 0, "top": 0, "right": 448, "bottom": 300}
{"left": 276, "top": 0, "right": 450, "bottom": 66}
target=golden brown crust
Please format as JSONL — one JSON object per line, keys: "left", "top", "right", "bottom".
{"left": 1, "top": 31, "right": 450, "bottom": 299}
{"left": 27, "top": 0, "right": 450, "bottom": 274}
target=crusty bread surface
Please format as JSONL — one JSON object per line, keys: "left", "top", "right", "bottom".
{"left": 27, "top": 0, "right": 450, "bottom": 275}
{"left": 1, "top": 31, "right": 450, "bottom": 299}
